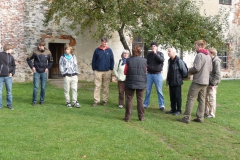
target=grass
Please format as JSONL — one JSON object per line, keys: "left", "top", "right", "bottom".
{"left": 0, "top": 79, "right": 240, "bottom": 160}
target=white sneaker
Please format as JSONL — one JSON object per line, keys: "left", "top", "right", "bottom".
{"left": 73, "top": 101, "right": 81, "bottom": 108}
{"left": 66, "top": 102, "right": 72, "bottom": 108}
{"left": 205, "top": 115, "right": 214, "bottom": 118}
{"left": 119, "top": 105, "right": 123, "bottom": 108}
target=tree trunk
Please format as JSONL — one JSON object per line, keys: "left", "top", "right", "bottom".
{"left": 180, "top": 48, "right": 183, "bottom": 59}
{"left": 118, "top": 24, "right": 131, "bottom": 55}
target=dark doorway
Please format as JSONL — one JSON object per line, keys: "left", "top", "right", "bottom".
{"left": 48, "top": 43, "right": 65, "bottom": 78}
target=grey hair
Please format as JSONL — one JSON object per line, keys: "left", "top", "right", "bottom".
{"left": 121, "top": 49, "right": 130, "bottom": 57}
{"left": 170, "top": 48, "right": 177, "bottom": 53}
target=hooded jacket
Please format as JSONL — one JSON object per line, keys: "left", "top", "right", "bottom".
{"left": 0, "top": 51, "right": 16, "bottom": 77}
{"left": 189, "top": 49, "right": 212, "bottom": 85}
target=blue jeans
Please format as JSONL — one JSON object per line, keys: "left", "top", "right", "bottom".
{"left": 0, "top": 77, "right": 13, "bottom": 108}
{"left": 143, "top": 73, "right": 164, "bottom": 108}
{"left": 33, "top": 72, "right": 47, "bottom": 103}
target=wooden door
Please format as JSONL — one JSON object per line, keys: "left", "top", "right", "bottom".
{"left": 48, "top": 43, "right": 65, "bottom": 78}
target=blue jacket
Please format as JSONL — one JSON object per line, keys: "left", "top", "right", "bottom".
{"left": 92, "top": 46, "right": 114, "bottom": 71}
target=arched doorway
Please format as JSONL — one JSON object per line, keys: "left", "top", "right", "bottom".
{"left": 45, "top": 38, "right": 70, "bottom": 79}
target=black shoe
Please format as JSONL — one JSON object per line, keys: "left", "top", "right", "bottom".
{"left": 177, "top": 118, "right": 190, "bottom": 124}
{"left": 193, "top": 118, "right": 203, "bottom": 123}
{"left": 174, "top": 111, "right": 181, "bottom": 116}
{"left": 32, "top": 102, "right": 36, "bottom": 106}
{"left": 92, "top": 102, "right": 99, "bottom": 107}
{"left": 40, "top": 102, "right": 44, "bottom": 105}
{"left": 159, "top": 107, "right": 165, "bottom": 111}
{"left": 165, "top": 110, "right": 175, "bottom": 114}
{"left": 123, "top": 117, "right": 129, "bottom": 122}
{"left": 8, "top": 105, "right": 14, "bottom": 110}
{"left": 103, "top": 101, "right": 107, "bottom": 106}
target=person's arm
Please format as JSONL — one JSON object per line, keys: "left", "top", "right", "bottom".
{"left": 155, "top": 52, "right": 165, "bottom": 63}
{"left": 47, "top": 51, "right": 54, "bottom": 72}
{"left": 10, "top": 55, "right": 16, "bottom": 76}
{"left": 92, "top": 49, "right": 97, "bottom": 71}
{"left": 210, "top": 59, "right": 221, "bottom": 86}
{"left": 124, "top": 63, "right": 128, "bottom": 75}
{"left": 178, "top": 59, "right": 188, "bottom": 78}
{"left": 59, "top": 56, "right": 65, "bottom": 75}
{"left": 26, "top": 50, "right": 35, "bottom": 69}
{"left": 113, "top": 60, "right": 120, "bottom": 78}
{"left": 110, "top": 50, "right": 114, "bottom": 70}
{"left": 188, "top": 54, "right": 202, "bottom": 75}
{"left": 73, "top": 55, "right": 79, "bottom": 74}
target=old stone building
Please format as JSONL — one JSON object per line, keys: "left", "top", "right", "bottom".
{"left": 1, "top": 0, "right": 240, "bottom": 82}
{"left": 0, "top": 0, "right": 128, "bottom": 82}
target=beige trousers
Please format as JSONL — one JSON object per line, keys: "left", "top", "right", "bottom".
{"left": 183, "top": 82, "right": 207, "bottom": 121}
{"left": 63, "top": 75, "right": 78, "bottom": 103}
{"left": 205, "top": 86, "right": 217, "bottom": 118}
{"left": 93, "top": 70, "right": 112, "bottom": 103}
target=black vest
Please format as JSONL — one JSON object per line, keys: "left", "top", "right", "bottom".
{"left": 125, "top": 56, "right": 147, "bottom": 89}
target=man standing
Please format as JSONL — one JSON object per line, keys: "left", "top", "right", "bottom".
{"left": 205, "top": 48, "right": 221, "bottom": 118}
{"left": 27, "top": 40, "right": 53, "bottom": 106}
{"left": 92, "top": 37, "right": 114, "bottom": 107}
{"left": 166, "top": 48, "right": 188, "bottom": 116}
{"left": 0, "top": 44, "right": 16, "bottom": 110}
{"left": 178, "top": 40, "right": 212, "bottom": 124}
{"left": 143, "top": 42, "right": 165, "bottom": 110}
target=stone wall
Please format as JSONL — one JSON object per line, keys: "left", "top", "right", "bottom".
{"left": 2, "top": 0, "right": 240, "bottom": 82}
{"left": 0, "top": 0, "right": 26, "bottom": 82}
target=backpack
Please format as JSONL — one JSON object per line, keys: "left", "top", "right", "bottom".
{"left": 177, "top": 59, "right": 188, "bottom": 78}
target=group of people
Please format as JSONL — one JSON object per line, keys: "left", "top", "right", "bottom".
{"left": 111, "top": 40, "right": 221, "bottom": 123}
{"left": 0, "top": 38, "right": 221, "bottom": 124}
{"left": 0, "top": 40, "right": 80, "bottom": 110}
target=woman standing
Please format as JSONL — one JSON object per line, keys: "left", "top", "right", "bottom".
{"left": 59, "top": 45, "right": 80, "bottom": 108}
{"left": 123, "top": 45, "right": 147, "bottom": 122}
{"left": 113, "top": 50, "right": 130, "bottom": 108}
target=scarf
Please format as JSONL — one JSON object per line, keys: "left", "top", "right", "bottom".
{"left": 121, "top": 58, "right": 127, "bottom": 65}
{"left": 64, "top": 53, "right": 72, "bottom": 60}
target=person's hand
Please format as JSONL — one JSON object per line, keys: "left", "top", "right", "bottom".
{"left": 32, "top": 67, "right": 36, "bottom": 73}
{"left": 9, "top": 73, "right": 12, "bottom": 77}
{"left": 209, "top": 85, "right": 213, "bottom": 89}
{"left": 45, "top": 68, "right": 48, "bottom": 73}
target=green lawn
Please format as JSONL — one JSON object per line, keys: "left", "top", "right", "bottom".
{"left": 0, "top": 79, "right": 240, "bottom": 160}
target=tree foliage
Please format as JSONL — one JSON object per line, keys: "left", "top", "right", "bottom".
{"left": 137, "top": 0, "right": 229, "bottom": 57}
{"left": 44, "top": 0, "right": 228, "bottom": 56}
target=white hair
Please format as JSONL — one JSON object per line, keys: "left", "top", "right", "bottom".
{"left": 122, "top": 49, "right": 130, "bottom": 54}
{"left": 170, "top": 48, "right": 177, "bottom": 53}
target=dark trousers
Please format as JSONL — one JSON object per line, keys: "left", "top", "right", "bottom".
{"left": 124, "top": 87, "right": 145, "bottom": 120}
{"left": 169, "top": 85, "right": 182, "bottom": 113}
{"left": 118, "top": 81, "right": 126, "bottom": 106}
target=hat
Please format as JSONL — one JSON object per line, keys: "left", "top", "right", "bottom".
{"left": 151, "top": 42, "right": 158, "bottom": 46}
